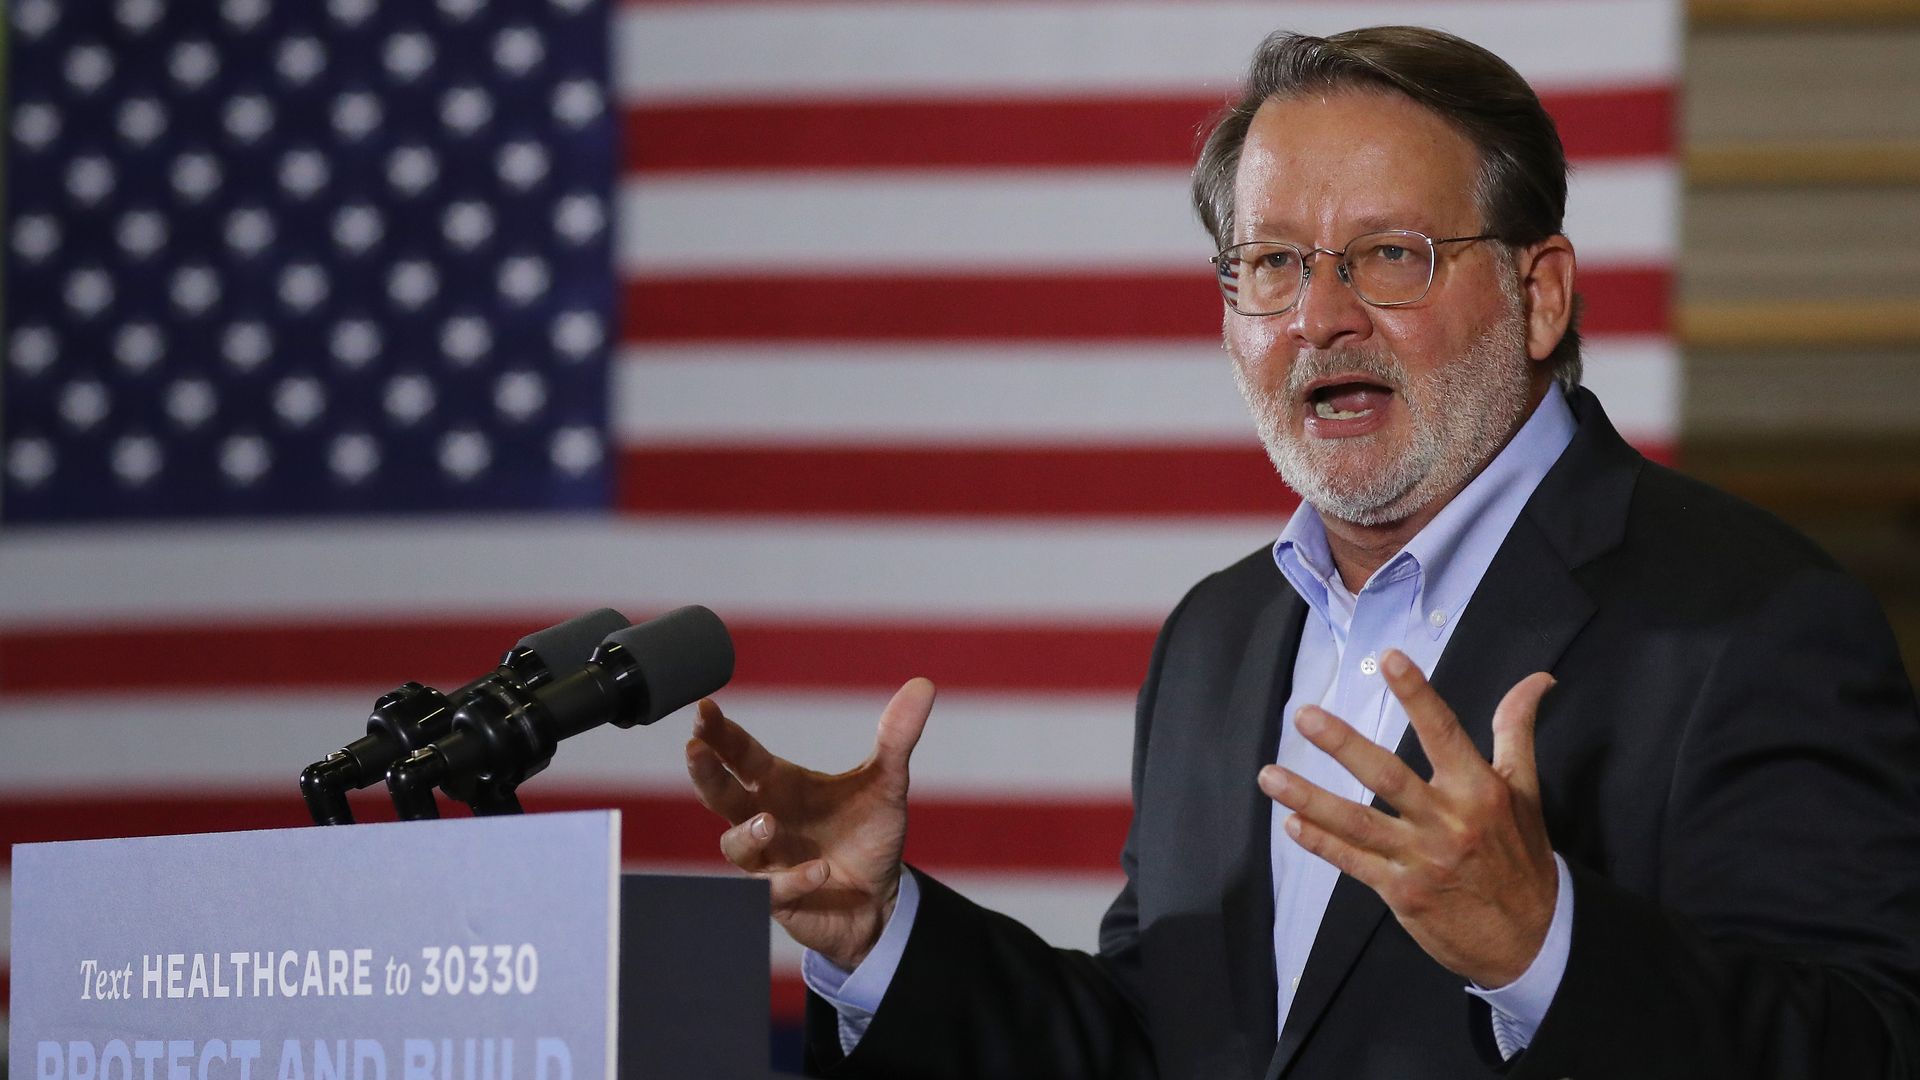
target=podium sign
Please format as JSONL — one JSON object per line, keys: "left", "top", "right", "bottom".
{"left": 10, "top": 812, "right": 622, "bottom": 1080}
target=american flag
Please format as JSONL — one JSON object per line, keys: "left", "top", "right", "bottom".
{"left": 1, "top": 0, "right": 1680, "bottom": 1067}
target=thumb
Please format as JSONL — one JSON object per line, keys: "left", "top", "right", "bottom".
{"left": 873, "top": 677, "right": 936, "bottom": 776}
{"left": 1490, "top": 672, "right": 1555, "bottom": 802}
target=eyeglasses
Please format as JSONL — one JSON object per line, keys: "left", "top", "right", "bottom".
{"left": 1210, "top": 230, "right": 1498, "bottom": 316}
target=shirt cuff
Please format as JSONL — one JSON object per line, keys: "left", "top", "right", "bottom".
{"left": 1464, "top": 853, "right": 1574, "bottom": 1059}
{"left": 799, "top": 870, "right": 923, "bottom": 1056}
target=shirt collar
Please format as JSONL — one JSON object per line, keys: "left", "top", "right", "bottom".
{"left": 1273, "top": 388, "right": 1578, "bottom": 634}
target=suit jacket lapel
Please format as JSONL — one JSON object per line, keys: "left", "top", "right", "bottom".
{"left": 1265, "top": 388, "right": 1635, "bottom": 1078}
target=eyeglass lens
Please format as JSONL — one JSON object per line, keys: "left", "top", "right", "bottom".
{"left": 1214, "top": 231, "right": 1435, "bottom": 314}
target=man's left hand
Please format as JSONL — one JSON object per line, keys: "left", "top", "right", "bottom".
{"left": 1257, "top": 649, "right": 1558, "bottom": 989}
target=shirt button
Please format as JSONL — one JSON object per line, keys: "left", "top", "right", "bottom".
{"left": 1428, "top": 609, "right": 1447, "bottom": 628}
{"left": 1359, "top": 653, "right": 1378, "bottom": 676}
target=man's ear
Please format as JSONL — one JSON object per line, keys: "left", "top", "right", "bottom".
{"left": 1518, "top": 236, "right": 1576, "bottom": 363}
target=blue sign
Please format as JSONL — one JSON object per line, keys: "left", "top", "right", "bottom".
{"left": 9, "top": 811, "right": 621, "bottom": 1080}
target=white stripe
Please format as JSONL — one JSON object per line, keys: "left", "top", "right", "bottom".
{"left": 0, "top": 691, "right": 1137, "bottom": 797}
{"left": 619, "top": 163, "right": 1677, "bottom": 272}
{"left": 616, "top": 338, "right": 1677, "bottom": 446}
{"left": 0, "top": 519, "right": 1269, "bottom": 625}
{"left": 617, "top": 2, "right": 1679, "bottom": 102}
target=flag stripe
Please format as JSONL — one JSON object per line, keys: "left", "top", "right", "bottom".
{"left": 0, "top": 621, "right": 1163, "bottom": 694}
{"left": 616, "top": 2, "right": 1680, "bottom": 100}
{"left": 623, "top": 87, "right": 1673, "bottom": 172}
{"left": 0, "top": 793, "right": 1131, "bottom": 873}
{"left": 622, "top": 265, "right": 1671, "bottom": 342}
{"left": 617, "top": 163, "right": 1675, "bottom": 270}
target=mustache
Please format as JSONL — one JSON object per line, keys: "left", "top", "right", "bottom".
{"left": 1282, "top": 348, "right": 1408, "bottom": 402}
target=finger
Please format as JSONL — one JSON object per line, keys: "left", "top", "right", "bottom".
{"left": 686, "top": 737, "right": 756, "bottom": 824}
{"left": 1491, "top": 673, "right": 1556, "bottom": 803}
{"left": 1294, "top": 705, "right": 1435, "bottom": 819}
{"left": 1258, "top": 765, "right": 1406, "bottom": 856}
{"left": 693, "top": 697, "right": 779, "bottom": 786}
{"left": 1282, "top": 808, "right": 1396, "bottom": 889}
{"left": 718, "top": 812, "right": 779, "bottom": 871}
{"left": 1379, "top": 650, "right": 1481, "bottom": 776}
{"left": 765, "top": 860, "right": 831, "bottom": 910}
{"left": 872, "top": 677, "right": 936, "bottom": 776}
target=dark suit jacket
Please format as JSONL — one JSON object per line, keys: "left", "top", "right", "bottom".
{"left": 807, "top": 389, "right": 1920, "bottom": 1079}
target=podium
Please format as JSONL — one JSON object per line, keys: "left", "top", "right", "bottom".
{"left": 7, "top": 812, "right": 792, "bottom": 1080}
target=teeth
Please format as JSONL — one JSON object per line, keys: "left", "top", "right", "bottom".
{"left": 1314, "top": 400, "right": 1372, "bottom": 420}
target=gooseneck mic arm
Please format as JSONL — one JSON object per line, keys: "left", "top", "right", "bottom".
{"left": 387, "top": 605, "right": 735, "bottom": 821}
{"left": 298, "top": 607, "right": 631, "bottom": 825}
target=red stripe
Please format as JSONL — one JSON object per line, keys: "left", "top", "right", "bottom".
{"left": 0, "top": 620, "right": 1159, "bottom": 694}
{"left": 620, "top": 444, "right": 1298, "bottom": 517}
{"left": 622, "top": 266, "right": 1669, "bottom": 342}
{"left": 0, "top": 792, "right": 1131, "bottom": 873}
{"left": 624, "top": 88, "right": 1670, "bottom": 173}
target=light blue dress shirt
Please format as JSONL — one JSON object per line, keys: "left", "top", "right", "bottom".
{"left": 808, "top": 390, "right": 1581, "bottom": 1060}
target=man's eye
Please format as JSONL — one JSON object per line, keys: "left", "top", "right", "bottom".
{"left": 1374, "top": 245, "right": 1410, "bottom": 261}
{"left": 1257, "top": 251, "right": 1298, "bottom": 271}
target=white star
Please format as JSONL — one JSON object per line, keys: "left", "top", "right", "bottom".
{"left": 170, "top": 41, "right": 220, "bottom": 89}
{"left": 112, "top": 433, "right": 164, "bottom": 487}
{"left": 440, "top": 85, "right": 494, "bottom": 136}
{"left": 117, "top": 209, "right": 169, "bottom": 260}
{"left": 554, "top": 193, "right": 606, "bottom": 245}
{"left": 383, "top": 32, "right": 436, "bottom": 82}
{"left": 117, "top": 98, "right": 168, "bottom": 146}
{"left": 440, "top": 315, "right": 492, "bottom": 366}
{"left": 65, "top": 45, "right": 115, "bottom": 95}
{"left": 552, "top": 310, "right": 605, "bottom": 360}
{"left": 279, "top": 148, "right": 330, "bottom": 200}
{"left": 10, "top": 326, "right": 59, "bottom": 379}
{"left": 170, "top": 265, "right": 221, "bottom": 316}
{"left": 167, "top": 378, "right": 219, "bottom": 430}
{"left": 332, "top": 92, "right": 383, "bottom": 141}
{"left": 222, "top": 0, "right": 269, "bottom": 32}
{"left": 115, "top": 0, "right": 164, "bottom": 34}
{"left": 439, "top": 0, "right": 487, "bottom": 22}
{"left": 386, "top": 145, "right": 440, "bottom": 196}
{"left": 12, "top": 215, "right": 61, "bottom": 263}
{"left": 550, "top": 426, "right": 602, "bottom": 477}
{"left": 280, "top": 264, "right": 330, "bottom": 313}
{"left": 438, "top": 428, "right": 492, "bottom": 481}
{"left": 441, "top": 201, "right": 495, "bottom": 251}
{"left": 114, "top": 323, "right": 165, "bottom": 374}
{"left": 333, "top": 204, "right": 385, "bottom": 255}
{"left": 66, "top": 155, "right": 116, "bottom": 206}
{"left": 276, "top": 36, "right": 328, "bottom": 86}
{"left": 387, "top": 260, "right": 440, "bottom": 310}
{"left": 329, "top": 432, "right": 380, "bottom": 484}
{"left": 550, "top": 0, "right": 591, "bottom": 14}
{"left": 60, "top": 379, "right": 112, "bottom": 432}
{"left": 328, "top": 0, "right": 376, "bottom": 27}
{"left": 274, "top": 375, "right": 327, "bottom": 428}
{"left": 13, "top": 0, "right": 59, "bottom": 40}
{"left": 496, "top": 141, "right": 549, "bottom": 190}
{"left": 66, "top": 268, "right": 116, "bottom": 318}
{"left": 224, "top": 94, "right": 276, "bottom": 144}
{"left": 384, "top": 373, "right": 437, "bottom": 426}
{"left": 494, "top": 370, "right": 547, "bottom": 422}
{"left": 498, "top": 255, "right": 550, "bottom": 305}
{"left": 552, "top": 80, "right": 605, "bottom": 129}
{"left": 13, "top": 102, "right": 61, "bottom": 151}
{"left": 330, "top": 320, "right": 382, "bottom": 368}
{"left": 8, "top": 437, "right": 57, "bottom": 489}
{"left": 225, "top": 207, "right": 276, "bottom": 256}
{"left": 219, "top": 434, "right": 272, "bottom": 486}
{"left": 171, "top": 152, "right": 223, "bottom": 203}
{"left": 494, "top": 26, "right": 544, "bottom": 76}
{"left": 223, "top": 322, "right": 272, "bottom": 372}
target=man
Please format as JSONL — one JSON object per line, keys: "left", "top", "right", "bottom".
{"left": 687, "top": 26, "right": 1920, "bottom": 1079}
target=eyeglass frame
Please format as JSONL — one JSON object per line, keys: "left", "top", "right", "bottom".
{"left": 1209, "top": 229, "right": 1500, "bottom": 316}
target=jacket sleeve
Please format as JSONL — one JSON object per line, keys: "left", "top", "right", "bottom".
{"left": 1510, "top": 568, "right": 1920, "bottom": 1079}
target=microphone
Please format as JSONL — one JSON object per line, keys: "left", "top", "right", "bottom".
{"left": 385, "top": 605, "right": 734, "bottom": 820}
{"left": 298, "top": 607, "right": 631, "bottom": 825}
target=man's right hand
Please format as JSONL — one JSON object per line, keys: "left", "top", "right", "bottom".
{"left": 686, "top": 677, "right": 936, "bottom": 972}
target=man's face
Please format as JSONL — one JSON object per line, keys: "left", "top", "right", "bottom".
{"left": 1224, "top": 91, "right": 1539, "bottom": 527}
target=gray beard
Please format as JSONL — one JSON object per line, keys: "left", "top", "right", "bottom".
{"left": 1232, "top": 293, "right": 1533, "bottom": 528}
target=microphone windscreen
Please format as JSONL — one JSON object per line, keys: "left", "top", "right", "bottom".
{"left": 518, "top": 607, "right": 631, "bottom": 674}
{"left": 607, "top": 605, "right": 735, "bottom": 725}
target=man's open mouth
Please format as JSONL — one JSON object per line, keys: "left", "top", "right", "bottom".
{"left": 1308, "top": 381, "right": 1394, "bottom": 421}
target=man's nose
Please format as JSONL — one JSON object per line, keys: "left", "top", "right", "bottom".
{"left": 1286, "top": 254, "right": 1373, "bottom": 350}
